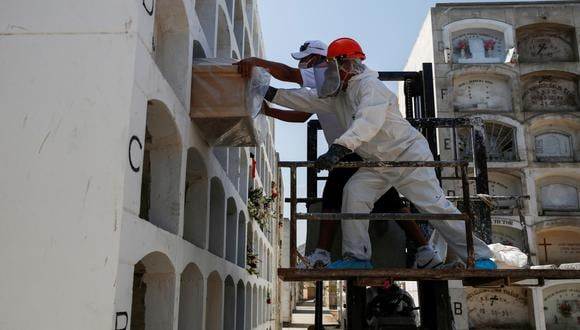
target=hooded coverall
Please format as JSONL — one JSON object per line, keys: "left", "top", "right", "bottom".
{"left": 272, "top": 68, "right": 493, "bottom": 262}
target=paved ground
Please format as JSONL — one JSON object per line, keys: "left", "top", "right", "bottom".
{"left": 282, "top": 300, "right": 340, "bottom": 330}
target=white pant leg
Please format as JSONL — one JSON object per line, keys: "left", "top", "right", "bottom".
{"left": 341, "top": 168, "right": 390, "bottom": 261}
{"left": 394, "top": 166, "right": 493, "bottom": 261}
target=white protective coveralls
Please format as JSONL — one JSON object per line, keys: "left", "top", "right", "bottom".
{"left": 273, "top": 67, "right": 493, "bottom": 262}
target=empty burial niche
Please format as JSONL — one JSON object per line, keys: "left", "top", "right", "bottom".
{"left": 535, "top": 132, "right": 573, "bottom": 162}
{"left": 131, "top": 252, "right": 175, "bottom": 330}
{"left": 457, "top": 121, "right": 518, "bottom": 162}
{"left": 228, "top": 148, "right": 240, "bottom": 190}
{"left": 225, "top": 198, "right": 237, "bottom": 263}
{"left": 540, "top": 182, "right": 580, "bottom": 215}
{"left": 154, "top": 0, "right": 189, "bottom": 104}
{"left": 224, "top": 276, "right": 236, "bottom": 329}
{"left": 192, "top": 40, "right": 207, "bottom": 59}
{"left": 206, "top": 272, "right": 223, "bottom": 330}
{"left": 195, "top": 0, "right": 217, "bottom": 56}
{"left": 237, "top": 211, "right": 246, "bottom": 268}
{"left": 239, "top": 150, "right": 249, "bottom": 202}
{"left": 209, "top": 177, "right": 226, "bottom": 257}
{"left": 140, "top": 100, "right": 182, "bottom": 235}
{"left": 236, "top": 280, "right": 245, "bottom": 330}
{"left": 184, "top": 148, "right": 208, "bottom": 249}
{"left": 245, "top": 284, "right": 252, "bottom": 330}
{"left": 233, "top": 0, "right": 243, "bottom": 54}
{"left": 252, "top": 284, "right": 258, "bottom": 328}
{"left": 216, "top": 7, "right": 231, "bottom": 59}
{"left": 178, "top": 263, "right": 203, "bottom": 330}
{"left": 213, "top": 147, "right": 228, "bottom": 172}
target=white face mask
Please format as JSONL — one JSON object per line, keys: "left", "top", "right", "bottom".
{"left": 313, "top": 59, "right": 341, "bottom": 98}
{"left": 300, "top": 68, "right": 317, "bottom": 88}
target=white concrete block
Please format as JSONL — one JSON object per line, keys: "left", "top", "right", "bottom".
{"left": 0, "top": 0, "right": 137, "bottom": 34}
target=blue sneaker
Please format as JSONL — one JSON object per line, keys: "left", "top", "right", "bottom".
{"left": 327, "top": 259, "right": 373, "bottom": 269}
{"left": 475, "top": 259, "right": 497, "bottom": 269}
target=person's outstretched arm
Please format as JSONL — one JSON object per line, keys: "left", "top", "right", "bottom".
{"left": 262, "top": 101, "right": 312, "bottom": 123}
{"left": 235, "top": 57, "right": 303, "bottom": 84}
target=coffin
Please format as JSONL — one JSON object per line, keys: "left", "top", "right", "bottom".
{"left": 190, "top": 60, "right": 270, "bottom": 146}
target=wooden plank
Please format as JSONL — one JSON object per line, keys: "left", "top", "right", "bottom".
{"left": 277, "top": 268, "right": 580, "bottom": 285}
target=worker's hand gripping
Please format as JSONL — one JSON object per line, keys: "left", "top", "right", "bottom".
{"left": 316, "top": 144, "right": 352, "bottom": 171}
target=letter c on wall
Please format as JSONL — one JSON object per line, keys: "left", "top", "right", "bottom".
{"left": 129, "top": 135, "right": 143, "bottom": 173}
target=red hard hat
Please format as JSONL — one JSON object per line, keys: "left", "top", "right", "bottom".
{"left": 327, "top": 37, "right": 366, "bottom": 60}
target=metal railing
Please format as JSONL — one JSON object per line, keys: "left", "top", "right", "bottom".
{"left": 279, "top": 159, "right": 478, "bottom": 269}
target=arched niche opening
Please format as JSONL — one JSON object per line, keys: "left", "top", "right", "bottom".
{"left": 184, "top": 147, "right": 208, "bottom": 248}
{"left": 252, "top": 18, "right": 260, "bottom": 57}
{"left": 493, "top": 225, "right": 525, "bottom": 251}
{"left": 252, "top": 284, "right": 258, "bottom": 328}
{"left": 517, "top": 23, "right": 577, "bottom": 63}
{"left": 465, "top": 287, "right": 530, "bottom": 329}
{"left": 258, "top": 286, "right": 263, "bottom": 324}
{"left": 245, "top": 284, "right": 252, "bottom": 330}
{"left": 213, "top": 147, "right": 228, "bottom": 171}
{"left": 521, "top": 71, "right": 579, "bottom": 112}
{"left": 245, "top": 0, "right": 254, "bottom": 27}
{"left": 239, "top": 149, "right": 249, "bottom": 202}
{"left": 452, "top": 73, "right": 512, "bottom": 112}
{"left": 140, "top": 100, "right": 182, "bottom": 234}
{"left": 216, "top": 6, "right": 231, "bottom": 58}
{"left": 154, "top": 0, "right": 190, "bottom": 103}
{"left": 228, "top": 147, "right": 240, "bottom": 190}
{"left": 206, "top": 271, "right": 223, "bottom": 329}
{"left": 193, "top": 40, "right": 207, "bottom": 59}
{"left": 209, "top": 177, "right": 225, "bottom": 257}
{"left": 442, "top": 18, "right": 514, "bottom": 64}
{"left": 178, "top": 263, "right": 203, "bottom": 330}
{"left": 225, "top": 198, "right": 237, "bottom": 263}
{"left": 243, "top": 29, "right": 252, "bottom": 58}
{"left": 233, "top": 0, "right": 244, "bottom": 55}
{"left": 224, "top": 276, "right": 236, "bottom": 329}
{"left": 236, "top": 280, "right": 245, "bottom": 330}
{"left": 536, "top": 227, "right": 580, "bottom": 265}
{"left": 131, "top": 252, "right": 175, "bottom": 330}
{"left": 488, "top": 172, "right": 523, "bottom": 215}
{"left": 538, "top": 181, "right": 580, "bottom": 216}
{"left": 535, "top": 132, "right": 573, "bottom": 162}
{"left": 225, "top": 0, "right": 234, "bottom": 19}
{"left": 195, "top": 0, "right": 217, "bottom": 54}
{"left": 543, "top": 283, "right": 580, "bottom": 328}
{"left": 237, "top": 211, "right": 247, "bottom": 268}
{"left": 457, "top": 120, "right": 519, "bottom": 162}
{"left": 528, "top": 114, "right": 580, "bottom": 162}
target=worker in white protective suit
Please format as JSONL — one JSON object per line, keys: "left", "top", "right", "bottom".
{"left": 237, "top": 40, "right": 440, "bottom": 269}
{"left": 263, "top": 37, "right": 495, "bottom": 269}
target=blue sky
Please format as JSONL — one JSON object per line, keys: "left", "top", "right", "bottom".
{"left": 256, "top": 0, "right": 539, "bottom": 245}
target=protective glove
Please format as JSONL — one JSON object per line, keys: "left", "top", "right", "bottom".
{"left": 316, "top": 144, "right": 352, "bottom": 171}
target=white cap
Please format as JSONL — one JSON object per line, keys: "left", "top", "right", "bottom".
{"left": 291, "top": 40, "right": 327, "bottom": 60}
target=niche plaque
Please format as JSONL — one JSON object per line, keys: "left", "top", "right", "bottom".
{"left": 452, "top": 28, "right": 505, "bottom": 64}
{"left": 522, "top": 75, "right": 579, "bottom": 112}
{"left": 543, "top": 284, "right": 580, "bottom": 329}
{"left": 453, "top": 75, "right": 512, "bottom": 111}
{"left": 466, "top": 288, "right": 529, "bottom": 328}
{"left": 518, "top": 25, "right": 576, "bottom": 63}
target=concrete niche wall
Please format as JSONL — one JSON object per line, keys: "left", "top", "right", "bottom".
{"left": 178, "top": 263, "right": 204, "bottom": 330}
{"left": 226, "top": 197, "right": 238, "bottom": 263}
{"left": 237, "top": 211, "right": 247, "bottom": 268}
{"left": 236, "top": 280, "right": 246, "bottom": 330}
{"left": 130, "top": 252, "right": 176, "bottom": 330}
{"left": 206, "top": 271, "right": 223, "bottom": 330}
{"left": 140, "top": 100, "right": 182, "bottom": 234}
{"left": 208, "top": 177, "right": 226, "bottom": 257}
{"left": 184, "top": 147, "right": 209, "bottom": 248}
{"left": 154, "top": 0, "right": 190, "bottom": 104}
